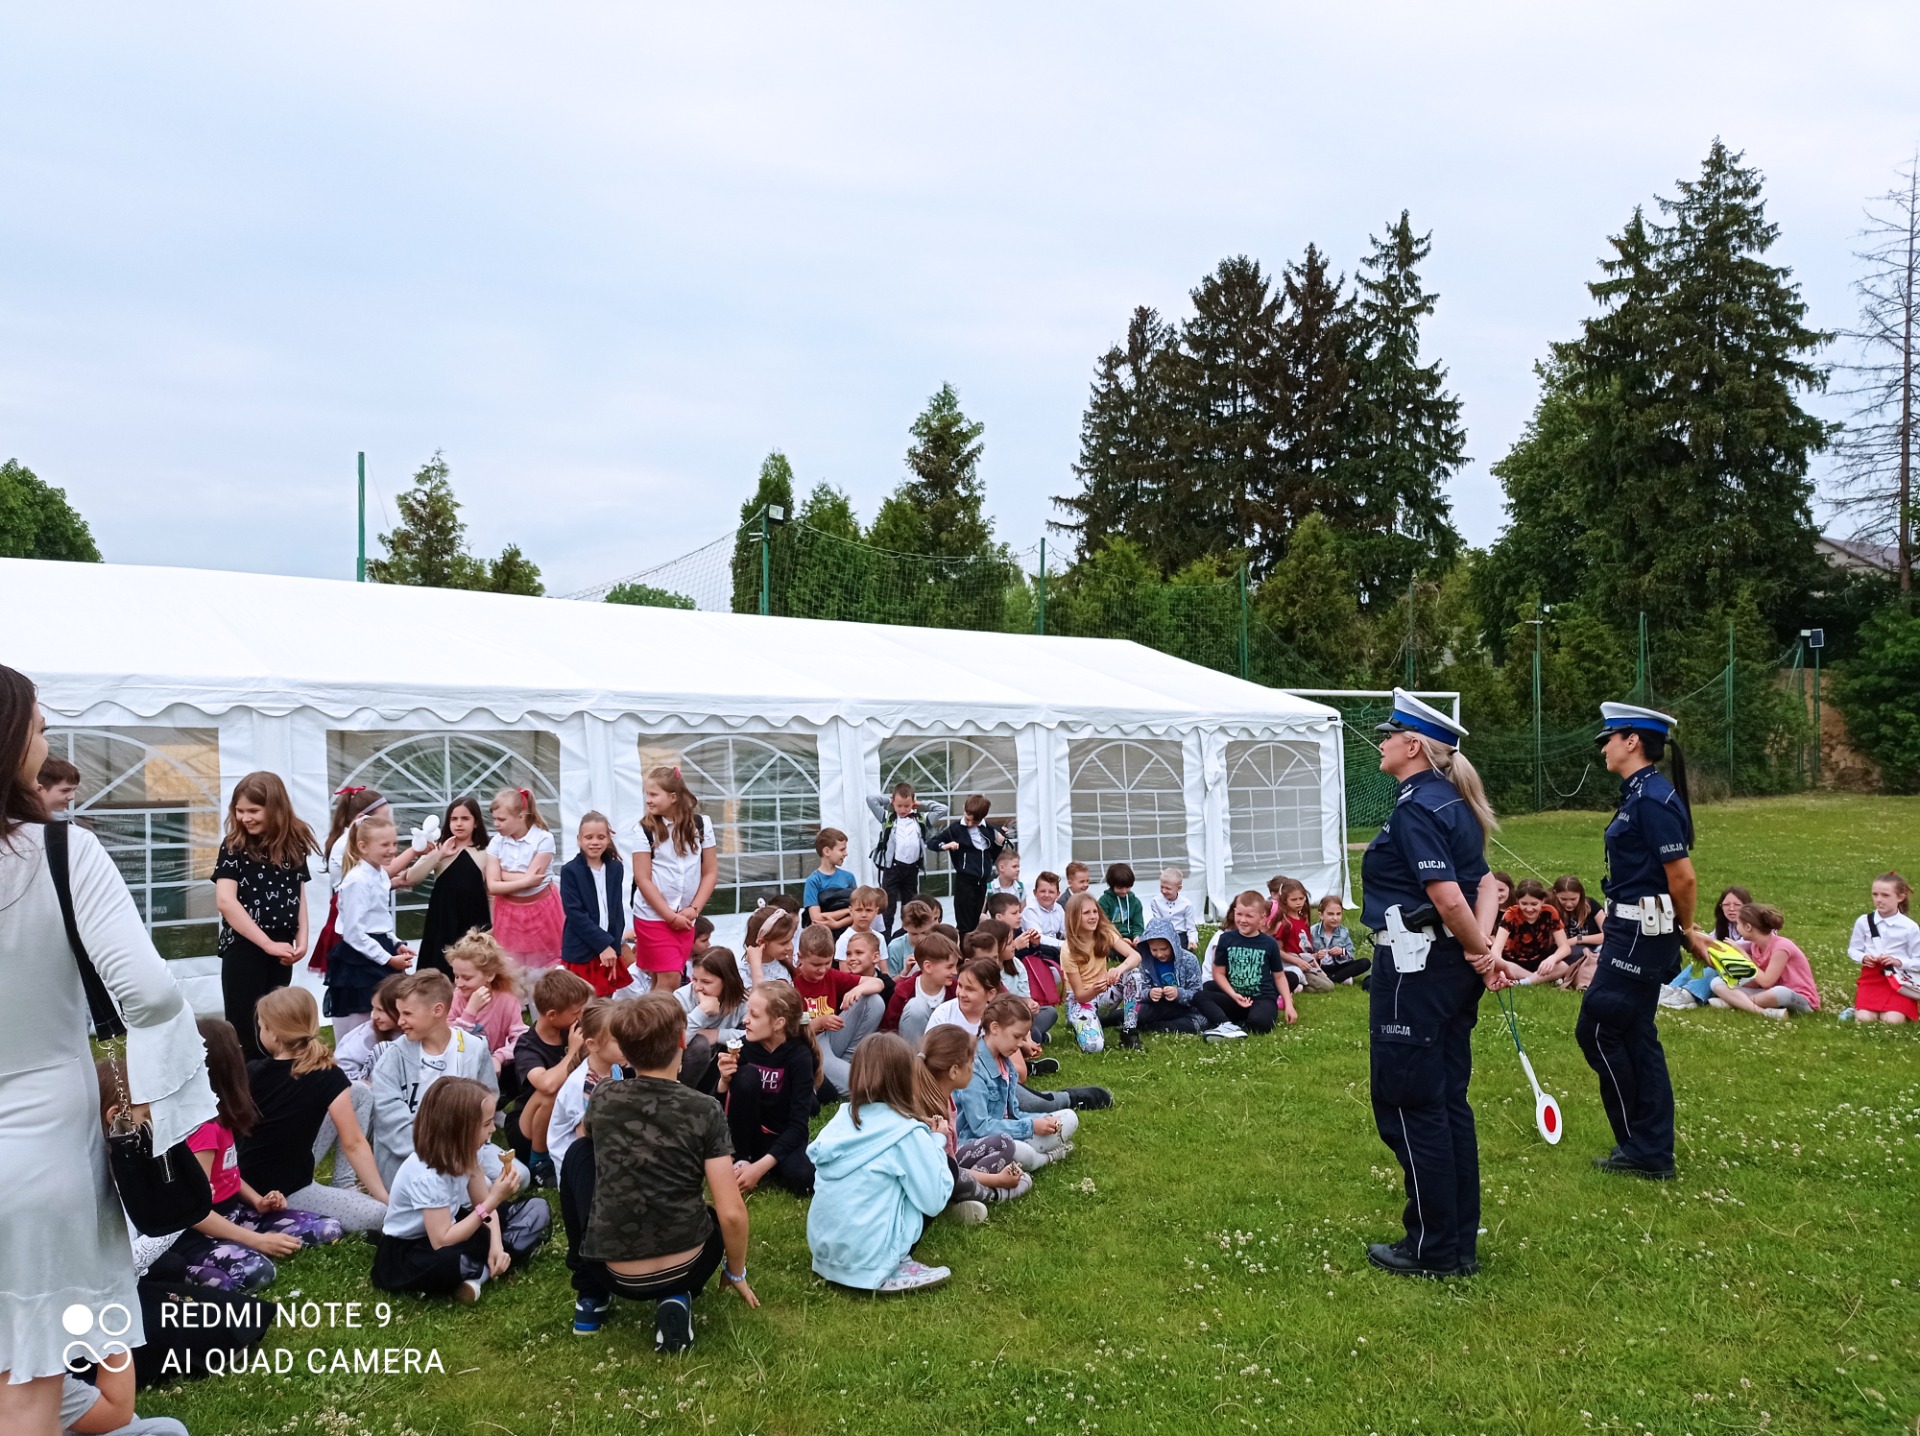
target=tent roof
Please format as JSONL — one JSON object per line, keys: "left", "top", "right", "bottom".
{"left": 10, "top": 559, "right": 1339, "bottom": 735}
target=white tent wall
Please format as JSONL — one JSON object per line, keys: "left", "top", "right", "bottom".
{"left": 15, "top": 559, "right": 1345, "bottom": 1020}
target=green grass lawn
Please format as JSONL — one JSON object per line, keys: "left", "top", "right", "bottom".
{"left": 144, "top": 794, "right": 1920, "bottom": 1436}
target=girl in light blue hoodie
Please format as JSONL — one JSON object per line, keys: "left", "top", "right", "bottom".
{"left": 806, "top": 1034, "right": 955, "bottom": 1294}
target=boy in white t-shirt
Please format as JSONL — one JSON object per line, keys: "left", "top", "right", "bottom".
{"left": 1145, "top": 866, "right": 1199, "bottom": 952}
{"left": 834, "top": 885, "right": 891, "bottom": 963}
{"left": 1021, "top": 871, "right": 1067, "bottom": 960}
{"left": 987, "top": 849, "right": 1026, "bottom": 908}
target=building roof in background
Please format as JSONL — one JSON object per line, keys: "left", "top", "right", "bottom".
{"left": 1815, "top": 534, "right": 1899, "bottom": 575}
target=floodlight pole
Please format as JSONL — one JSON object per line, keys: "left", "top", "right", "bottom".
{"left": 758, "top": 507, "right": 771, "bottom": 617}
{"left": 1237, "top": 560, "right": 1250, "bottom": 680}
{"left": 1812, "top": 643, "right": 1823, "bottom": 787}
{"left": 356, "top": 452, "right": 366, "bottom": 582}
{"left": 1036, "top": 538, "right": 1048, "bottom": 635}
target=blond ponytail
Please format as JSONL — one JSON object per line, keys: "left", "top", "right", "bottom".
{"left": 1418, "top": 737, "right": 1499, "bottom": 839}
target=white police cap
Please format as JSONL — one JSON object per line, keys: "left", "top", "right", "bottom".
{"left": 1595, "top": 701, "right": 1677, "bottom": 745}
{"left": 1375, "top": 688, "right": 1468, "bottom": 748}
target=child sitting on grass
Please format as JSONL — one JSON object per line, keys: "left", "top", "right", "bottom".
{"left": 447, "top": 930, "right": 530, "bottom": 1081}
{"left": 1308, "top": 894, "right": 1370, "bottom": 986}
{"left": 547, "top": 999, "right": 626, "bottom": 1171}
{"left": 834, "top": 885, "right": 891, "bottom": 965}
{"left": 1098, "top": 863, "right": 1145, "bottom": 942}
{"left": 372, "top": 1076, "right": 549, "bottom": 1303}
{"left": 1060, "top": 892, "right": 1147, "bottom": 1053}
{"left": 970, "top": 919, "right": 1060, "bottom": 1049}
{"left": 371, "top": 971, "right": 498, "bottom": 1188}
{"left": 1145, "top": 866, "right": 1198, "bottom": 952}
{"left": 882, "top": 932, "right": 960, "bottom": 1045}
{"left": 919, "top": 1023, "right": 1032, "bottom": 1214}
{"left": 793, "top": 924, "right": 885, "bottom": 1096}
{"left": 716, "top": 982, "right": 822, "bottom": 1196}
{"left": 739, "top": 905, "right": 798, "bottom": 988}
{"left": 806, "top": 1033, "right": 955, "bottom": 1294}
{"left": 512, "top": 966, "right": 594, "bottom": 1187}
{"left": 564, "top": 993, "right": 759, "bottom": 1349}
{"left": 1063, "top": 861, "right": 1091, "bottom": 899}
{"left": 1490, "top": 878, "right": 1572, "bottom": 985}
{"left": 1847, "top": 871, "right": 1919, "bottom": 1025}
{"left": 1269, "top": 878, "right": 1332, "bottom": 993}
{"left": 1021, "top": 871, "right": 1068, "bottom": 960}
{"left": 1711, "top": 903, "right": 1820, "bottom": 1018}
{"left": 1196, "top": 891, "right": 1297, "bottom": 1037}
{"left": 1135, "top": 917, "right": 1206, "bottom": 1035}
{"left": 987, "top": 849, "right": 1026, "bottom": 908}
{"left": 887, "top": 898, "right": 939, "bottom": 976}
{"left": 173, "top": 1018, "right": 344, "bottom": 1293}
{"left": 954, "top": 995, "right": 1078, "bottom": 1170}
{"left": 334, "top": 974, "right": 406, "bottom": 1084}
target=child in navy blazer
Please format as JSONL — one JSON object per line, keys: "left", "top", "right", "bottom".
{"left": 560, "top": 813, "right": 633, "bottom": 997}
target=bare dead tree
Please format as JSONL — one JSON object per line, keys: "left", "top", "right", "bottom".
{"left": 1830, "top": 155, "right": 1920, "bottom": 596}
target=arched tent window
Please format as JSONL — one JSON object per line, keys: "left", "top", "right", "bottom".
{"left": 879, "top": 735, "right": 1018, "bottom": 898}
{"left": 1068, "top": 738, "right": 1188, "bottom": 879}
{"left": 1225, "top": 740, "right": 1322, "bottom": 876}
{"left": 329, "top": 730, "right": 562, "bottom": 932}
{"left": 45, "top": 726, "right": 223, "bottom": 960}
{"left": 645, "top": 735, "right": 821, "bottom": 917}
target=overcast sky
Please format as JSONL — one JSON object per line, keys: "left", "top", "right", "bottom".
{"left": 4, "top": 3, "right": 1916, "bottom": 595}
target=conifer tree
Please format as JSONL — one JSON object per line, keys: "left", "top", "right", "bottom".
{"left": 1348, "top": 212, "right": 1466, "bottom": 608}
{"left": 729, "top": 451, "right": 797, "bottom": 614}
{"left": 1274, "top": 244, "right": 1359, "bottom": 539}
{"left": 869, "top": 383, "right": 992, "bottom": 558}
{"left": 1053, "top": 307, "right": 1178, "bottom": 564}
{"left": 366, "top": 452, "right": 483, "bottom": 589}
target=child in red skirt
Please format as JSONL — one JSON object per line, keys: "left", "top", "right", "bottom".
{"left": 560, "top": 811, "right": 634, "bottom": 997}
{"left": 1848, "top": 871, "right": 1919, "bottom": 1025}
{"left": 627, "top": 766, "right": 717, "bottom": 992}
{"left": 486, "top": 787, "right": 563, "bottom": 969}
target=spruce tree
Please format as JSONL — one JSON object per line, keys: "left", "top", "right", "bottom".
{"left": 869, "top": 383, "right": 992, "bottom": 558}
{"left": 1252, "top": 511, "right": 1360, "bottom": 682}
{"left": 483, "top": 543, "right": 544, "bottom": 596}
{"left": 728, "top": 451, "right": 797, "bottom": 614}
{"left": 1274, "top": 244, "right": 1359, "bottom": 539}
{"left": 0, "top": 458, "right": 101, "bottom": 561}
{"left": 1349, "top": 212, "right": 1466, "bottom": 608}
{"left": 1052, "top": 307, "right": 1178, "bottom": 564}
{"left": 1508, "top": 144, "right": 1830, "bottom": 638}
{"left": 1164, "top": 257, "right": 1287, "bottom": 576}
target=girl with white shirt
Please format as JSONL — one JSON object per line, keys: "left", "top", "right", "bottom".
{"left": 486, "top": 787, "right": 564, "bottom": 970}
{"left": 1848, "top": 871, "right": 1920, "bottom": 1025}
{"left": 627, "top": 766, "right": 718, "bottom": 991}
{"left": 325, "top": 814, "right": 416, "bottom": 1039}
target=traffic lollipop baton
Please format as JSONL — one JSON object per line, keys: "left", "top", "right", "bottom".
{"left": 1495, "top": 986, "right": 1562, "bottom": 1144}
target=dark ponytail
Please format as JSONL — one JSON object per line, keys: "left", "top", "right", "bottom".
{"left": 1637, "top": 730, "right": 1694, "bottom": 846}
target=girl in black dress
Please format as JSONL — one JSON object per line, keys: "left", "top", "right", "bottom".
{"left": 214, "top": 772, "right": 320, "bottom": 1061}
{"left": 413, "top": 796, "right": 493, "bottom": 978}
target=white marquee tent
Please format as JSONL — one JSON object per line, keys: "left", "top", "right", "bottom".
{"left": 11, "top": 558, "right": 1348, "bottom": 1014}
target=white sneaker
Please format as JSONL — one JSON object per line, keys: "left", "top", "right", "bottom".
{"left": 879, "top": 1259, "right": 951, "bottom": 1294}
{"left": 943, "top": 1200, "right": 990, "bottom": 1226}
{"left": 1761, "top": 1006, "right": 1787, "bottom": 1019}
{"left": 454, "top": 1279, "right": 484, "bottom": 1305}
{"left": 1205, "top": 1022, "right": 1247, "bottom": 1041}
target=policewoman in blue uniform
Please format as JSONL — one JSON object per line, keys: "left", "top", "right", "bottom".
{"left": 1578, "top": 702, "right": 1708, "bottom": 1181}
{"left": 1360, "top": 691, "right": 1507, "bottom": 1279}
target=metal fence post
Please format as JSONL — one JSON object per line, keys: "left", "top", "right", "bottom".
{"left": 1237, "top": 561, "right": 1249, "bottom": 680}
{"left": 356, "top": 452, "right": 366, "bottom": 582}
{"left": 1036, "top": 537, "right": 1047, "bottom": 636}
{"left": 1724, "top": 620, "right": 1736, "bottom": 790}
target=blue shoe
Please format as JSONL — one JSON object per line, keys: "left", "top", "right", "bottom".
{"left": 655, "top": 1294, "right": 693, "bottom": 1354}
{"left": 529, "top": 1152, "right": 557, "bottom": 1189}
{"left": 1837, "top": 1006, "right": 1855, "bottom": 1022}
{"left": 573, "top": 1295, "right": 611, "bottom": 1335}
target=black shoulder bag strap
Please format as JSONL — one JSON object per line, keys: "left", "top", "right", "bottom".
{"left": 45, "top": 820, "right": 129, "bottom": 1040}
{"left": 1869, "top": 912, "right": 1880, "bottom": 940}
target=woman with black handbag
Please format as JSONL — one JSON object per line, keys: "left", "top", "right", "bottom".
{"left": 0, "top": 664, "right": 215, "bottom": 1435}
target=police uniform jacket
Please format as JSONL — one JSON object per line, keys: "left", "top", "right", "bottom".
{"left": 1361, "top": 769, "right": 1489, "bottom": 937}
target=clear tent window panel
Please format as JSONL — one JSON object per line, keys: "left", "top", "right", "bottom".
{"left": 45, "top": 727, "right": 224, "bottom": 961}
{"left": 328, "top": 730, "right": 563, "bottom": 935}
{"left": 878, "top": 735, "right": 1018, "bottom": 898}
{"left": 1225, "top": 739, "right": 1323, "bottom": 876}
{"left": 1067, "top": 738, "right": 1188, "bottom": 881}
{"left": 643, "top": 735, "right": 822, "bottom": 917}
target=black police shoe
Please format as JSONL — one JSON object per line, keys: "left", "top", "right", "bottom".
{"left": 1366, "top": 1241, "right": 1463, "bottom": 1279}
{"left": 1120, "top": 1029, "right": 1145, "bottom": 1052}
{"left": 1591, "top": 1152, "right": 1677, "bottom": 1181}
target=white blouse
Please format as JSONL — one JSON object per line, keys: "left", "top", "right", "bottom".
{"left": 488, "top": 827, "right": 556, "bottom": 897}
{"left": 337, "top": 863, "right": 400, "bottom": 963}
{"left": 628, "top": 816, "right": 715, "bottom": 922}
{"left": 1850, "top": 910, "right": 1920, "bottom": 975}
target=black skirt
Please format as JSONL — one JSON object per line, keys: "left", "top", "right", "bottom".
{"left": 418, "top": 849, "right": 493, "bottom": 977}
{"left": 372, "top": 1226, "right": 490, "bottom": 1294}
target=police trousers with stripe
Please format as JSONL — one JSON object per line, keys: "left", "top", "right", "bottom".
{"left": 1575, "top": 922, "right": 1680, "bottom": 1170}
{"left": 1368, "top": 941, "right": 1484, "bottom": 1269}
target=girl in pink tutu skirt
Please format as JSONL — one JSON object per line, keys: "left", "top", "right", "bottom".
{"left": 486, "top": 787, "right": 563, "bottom": 970}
